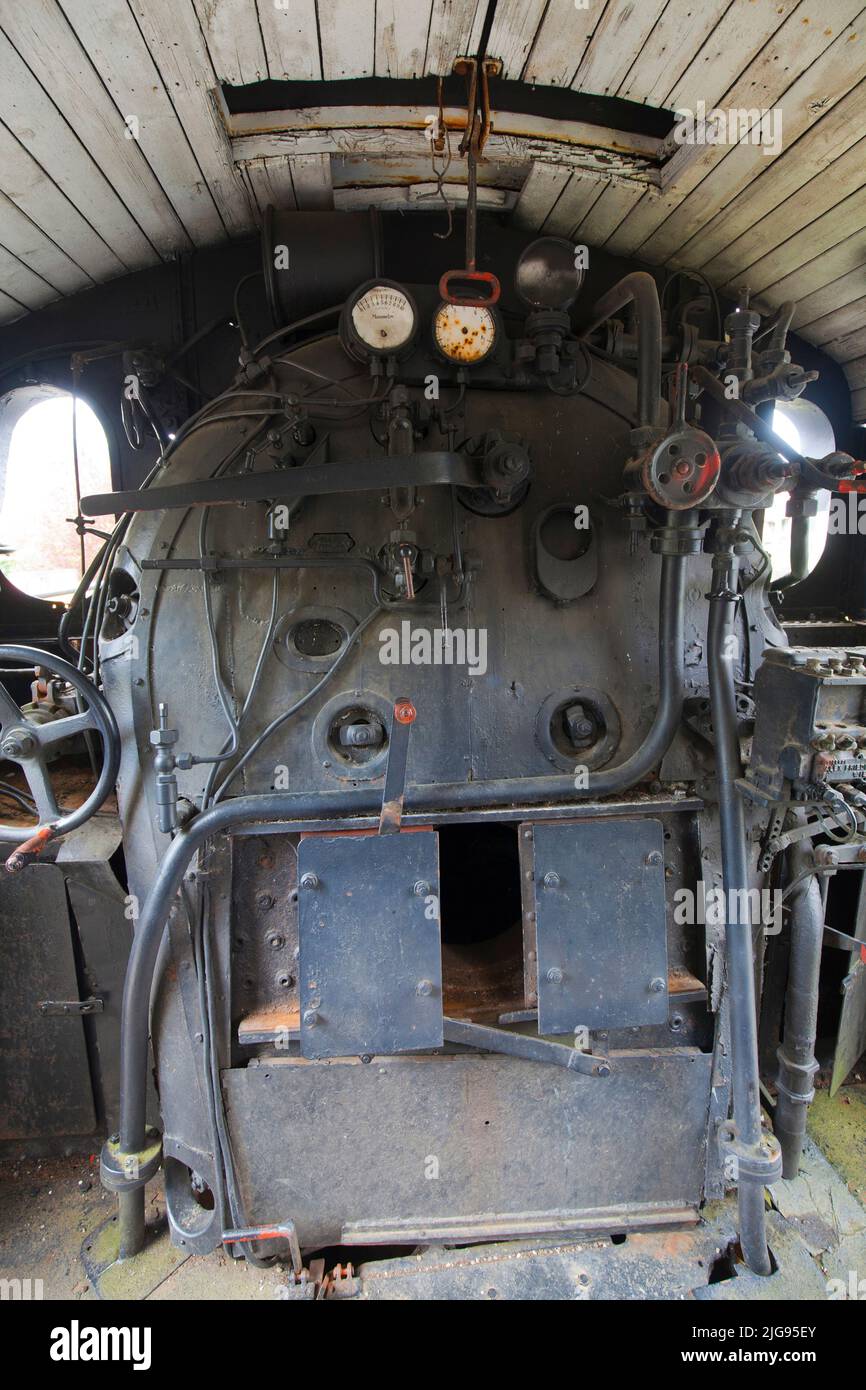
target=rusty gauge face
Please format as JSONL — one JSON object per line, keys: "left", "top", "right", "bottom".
{"left": 433, "top": 303, "right": 498, "bottom": 365}
{"left": 340, "top": 280, "right": 418, "bottom": 362}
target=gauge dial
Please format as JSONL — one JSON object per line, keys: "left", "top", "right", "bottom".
{"left": 341, "top": 280, "right": 418, "bottom": 361}
{"left": 433, "top": 303, "right": 497, "bottom": 364}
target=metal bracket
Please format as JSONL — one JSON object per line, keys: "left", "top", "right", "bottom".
{"left": 378, "top": 698, "right": 416, "bottom": 835}
{"left": 718, "top": 1121, "right": 783, "bottom": 1185}
{"left": 38, "top": 995, "right": 104, "bottom": 1016}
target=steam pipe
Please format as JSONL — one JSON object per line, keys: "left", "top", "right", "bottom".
{"left": 112, "top": 545, "right": 687, "bottom": 1255}
{"left": 775, "top": 835, "right": 823, "bottom": 1178}
{"left": 580, "top": 271, "right": 663, "bottom": 430}
{"left": 707, "top": 544, "right": 773, "bottom": 1276}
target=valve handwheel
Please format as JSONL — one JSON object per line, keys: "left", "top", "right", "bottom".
{"left": 0, "top": 645, "right": 120, "bottom": 848}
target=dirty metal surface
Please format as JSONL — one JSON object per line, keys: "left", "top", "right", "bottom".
{"left": 831, "top": 872, "right": 866, "bottom": 1095}
{"left": 531, "top": 818, "right": 669, "bottom": 1033}
{"left": 297, "top": 829, "right": 442, "bottom": 1058}
{"left": 224, "top": 1049, "right": 712, "bottom": 1249}
{"left": 0, "top": 865, "right": 96, "bottom": 1140}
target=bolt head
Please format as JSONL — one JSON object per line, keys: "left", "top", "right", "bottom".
{"left": 645, "top": 850, "right": 663, "bottom": 867}
{"left": 302, "top": 1009, "right": 319, "bottom": 1027}
{"left": 413, "top": 880, "right": 431, "bottom": 897}
{"left": 299, "top": 873, "right": 318, "bottom": 890}
{"left": 649, "top": 977, "right": 666, "bottom": 993}
{"left": 546, "top": 966, "right": 564, "bottom": 984}
{"left": 542, "top": 871, "right": 560, "bottom": 889}
{"left": 415, "top": 979, "right": 434, "bottom": 997}
{"left": 2, "top": 729, "right": 34, "bottom": 759}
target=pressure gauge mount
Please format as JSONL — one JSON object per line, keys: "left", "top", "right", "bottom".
{"left": 340, "top": 280, "right": 419, "bottom": 362}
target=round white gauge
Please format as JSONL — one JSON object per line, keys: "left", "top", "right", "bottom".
{"left": 343, "top": 281, "right": 418, "bottom": 359}
{"left": 433, "top": 302, "right": 497, "bottom": 364}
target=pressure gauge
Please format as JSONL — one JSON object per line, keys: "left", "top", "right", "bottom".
{"left": 433, "top": 302, "right": 498, "bottom": 365}
{"left": 340, "top": 279, "right": 419, "bottom": 362}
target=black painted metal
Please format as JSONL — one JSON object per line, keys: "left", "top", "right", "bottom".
{"left": 707, "top": 549, "right": 772, "bottom": 1277}
{"left": 297, "top": 830, "right": 443, "bottom": 1058}
{"left": 533, "top": 818, "right": 669, "bottom": 1033}
{"left": 775, "top": 832, "right": 823, "bottom": 1178}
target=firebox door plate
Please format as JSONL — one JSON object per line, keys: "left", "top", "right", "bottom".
{"left": 532, "top": 818, "right": 669, "bottom": 1033}
{"left": 298, "top": 829, "right": 443, "bottom": 1059}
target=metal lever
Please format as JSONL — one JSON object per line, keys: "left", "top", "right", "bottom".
{"left": 443, "top": 1016, "right": 611, "bottom": 1077}
{"left": 378, "top": 698, "right": 416, "bottom": 835}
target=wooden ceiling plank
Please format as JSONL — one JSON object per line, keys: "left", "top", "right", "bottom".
{"left": 820, "top": 322, "right": 866, "bottom": 360}
{"left": 257, "top": 0, "right": 321, "bottom": 80}
{"left": 0, "top": 188, "right": 91, "bottom": 296}
{"left": 0, "top": 289, "right": 28, "bottom": 324}
{"left": 615, "top": 3, "right": 866, "bottom": 262}
{"left": 799, "top": 295, "right": 866, "bottom": 345}
{"left": 618, "top": 0, "right": 730, "bottom": 106}
{"left": 791, "top": 264, "right": 866, "bottom": 328}
{"left": 0, "top": 241, "right": 61, "bottom": 310}
{"left": 127, "top": 0, "right": 255, "bottom": 237}
{"left": 735, "top": 185, "right": 866, "bottom": 297}
{"left": 192, "top": 0, "right": 268, "bottom": 85}
{"left": 522, "top": 0, "right": 596, "bottom": 87}
{"left": 320, "top": 0, "right": 376, "bottom": 80}
{"left": 757, "top": 230, "right": 866, "bottom": 310}
{"left": 843, "top": 355, "right": 866, "bottom": 389}
{"left": 0, "top": 37, "right": 158, "bottom": 269}
{"left": 424, "top": 0, "right": 485, "bottom": 77}
{"left": 513, "top": 161, "right": 573, "bottom": 230}
{"left": 700, "top": 137, "right": 866, "bottom": 286}
{"left": 375, "top": 0, "right": 434, "bottom": 80}
{"left": 1, "top": 0, "right": 192, "bottom": 259}
{"left": 665, "top": 0, "right": 800, "bottom": 112}
{"left": 333, "top": 183, "right": 514, "bottom": 211}
{"left": 227, "top": 110, "right": 660, "bottom": 167}
{"left": 542, "top": 168, "right": 607, "bottom": 236}
{"left": 673, "top": 79, "right": 866, "bottom": 271}
{"left": 572, "top": 0, "right": 669, "bottom": 97}
{"left": 483, "top": 0, "right": 549, "bottom": 80}
{"left": 0, "top": 121, "right": 125, "bottom": 281}
{"left": 575, "top": 178, "right": 647, "bottom": 247}
{"left": 59, "top": 0, "right": 226, "bottom": 246}
{"left": 330, "top": 152, "right": 528, "bottom": 189}
{"left": 290, "top": 153, "right": 334, "bottom": 209}
{"left": 238, "top": 155, "right": 297, "bottom": 218}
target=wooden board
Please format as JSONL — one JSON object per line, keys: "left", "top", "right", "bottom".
{"left": 127, "top": 0, "right": 256, "bottom": 237}
{"left": 60, "top": 0, "right": 226, "bottom": 246}
{"left": 192, "top": 0, "right": 268, "bottom": 86}
{"left": 375, "top": 0, "right": 434, "bottom": 80}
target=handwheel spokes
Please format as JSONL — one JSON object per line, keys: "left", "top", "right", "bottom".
{"left": 36, "top": 708, "right": 99, "bottom": 746}
{"left": 22, "top": 757, "right": 61, "bottom": 824}
{"left": 0, "top": 682, "right": 25, "bottom": 730}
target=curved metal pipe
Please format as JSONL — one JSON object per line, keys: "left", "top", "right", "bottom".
{"left": 707, "top": 549, "right": 772, "bottom": 1276}
{"left": 114, "top": 547, "right": 687, "bottom": 1253}
{"left": 580, "top": 271, "right": 663, "bottom": 429}
{"left": 775, "top": 835, "right": 823, "bottom": 1178}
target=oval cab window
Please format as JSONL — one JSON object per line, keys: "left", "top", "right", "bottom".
{"left": 0, "top": 386, "right": 112, "bottom": 601}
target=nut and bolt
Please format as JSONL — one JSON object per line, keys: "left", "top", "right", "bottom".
{"left": 413, "top": 880, "right": 431, "bottom": 896}
{"left": 542, "top": 871, "right": 560, "bottom": 889}
{"left": 266, "top": 932, "right": 285, "bottom": 950}
{"left": 546, "top": 966, "right": 564, "bottom": 984}
{"left": 1, "top": 729, "right": 35, "bottom": 759}
{"left": 416, "top": 979, "right": 434, "bottom": 997}
{"left": 302, "top": 1009, "right": 319, "bottom": 1027}
{"left": 256, "top": 892, "right": 275, "bottom": 911}
{"left": 645, "top": 850, "right": 663, "bottom": 867}
{"left": 299, "top": 873, "right": 319, "bottom": 890}
{"left": 649, "top": 977, "right": 666, "bottom": 993}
